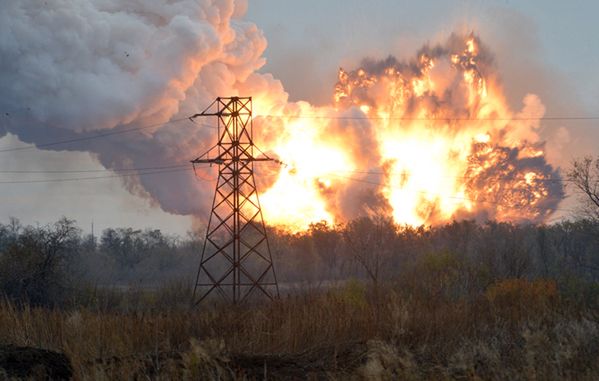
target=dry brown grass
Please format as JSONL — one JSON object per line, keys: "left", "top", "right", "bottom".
{"left": 0, "top": 279, "right": 597, "bottom": 380}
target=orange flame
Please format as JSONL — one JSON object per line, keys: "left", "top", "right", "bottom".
{"left": 252, "top": 34, "right": 563, "bottom": 232}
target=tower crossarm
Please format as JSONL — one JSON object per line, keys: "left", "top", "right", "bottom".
{"left": 191, "top": 157, "right": 276, "bottom": 164}
{"left": 191, "top": 158, "right": 225, "bottom": 165}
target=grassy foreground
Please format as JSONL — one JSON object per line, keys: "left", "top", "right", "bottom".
{"left": 0, "top": 279, "right": 598, "bottom": 380}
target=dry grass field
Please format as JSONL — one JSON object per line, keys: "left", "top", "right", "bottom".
{"left": 0, "top": 278, "right": 597, "bottom": 380}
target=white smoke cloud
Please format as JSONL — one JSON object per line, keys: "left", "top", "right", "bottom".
{"left": 4, "top": 0, "right": 215, "bottom": 130}
{"left": 0, "top": 0, "right": 285, "bottom": 216}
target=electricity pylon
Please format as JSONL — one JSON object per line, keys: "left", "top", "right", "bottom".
{"left": 190, "top": 97, "right": 279, "bottom": 304}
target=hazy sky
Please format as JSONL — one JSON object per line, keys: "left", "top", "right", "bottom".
{"left": 247, "top": 1, "right": 599, "bottom": 111}
{"left": 1, "top": 0, "right": 598, "bottom": 235}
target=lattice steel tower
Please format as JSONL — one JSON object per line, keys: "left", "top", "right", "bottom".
{"left": 190, "top": 97, "right": 279, "bottom": 304}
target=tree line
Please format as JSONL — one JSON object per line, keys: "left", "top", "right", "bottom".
{"left": 0, "top": 215, "right": 597, "bottom": 307}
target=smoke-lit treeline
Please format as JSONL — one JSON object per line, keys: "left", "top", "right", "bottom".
{"left": 1, "top": 0, "right": 564, "bottom": 231}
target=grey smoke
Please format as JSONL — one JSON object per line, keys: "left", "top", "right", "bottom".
{"left": 0, "top": 0, "right": 281, "bottom": 216}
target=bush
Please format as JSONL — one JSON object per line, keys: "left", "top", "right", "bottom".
{"left": 485, "top": 278, "right": 558, "bottom": 320}
{"left": 406, "top": 250, "right": 464, "bottom": 301}
{"left": 0, "top": 218, "right": 80, "bottom": 306}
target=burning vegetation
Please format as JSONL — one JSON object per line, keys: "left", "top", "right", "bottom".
{"left": 255, "top": 34, "right": 563, "bottom": 231}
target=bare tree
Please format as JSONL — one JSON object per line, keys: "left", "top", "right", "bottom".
{"left": 0, "top": 217, "right": 80, "bottom": 305}
{"left": 568, "top": 156, "right": 599, "bottom": 220}
{"left": 309, "top": 221, "right": 342, "bottom": 280}
{"left": 343, "top": 216, "right": 397, "bottom": 286}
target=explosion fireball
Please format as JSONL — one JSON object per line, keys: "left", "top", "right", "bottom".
{"left": 255, "top": 34, "right": 563, "bottom": 231}
{"left": 0, "top": 1, "right": 564, "bottom": 232}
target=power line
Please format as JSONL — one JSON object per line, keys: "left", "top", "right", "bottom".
{"left": 1, "top": 165, "right": 570, "bottom": 188}
{"left": 0, "top": 166, "right": 201, "bottom": 184}
{"left": 1, "top": 111, "right": 595, "bottom": 156}
{"left": 254, "top": 166, "right": 576, "bottom": 214}
{"left": 330, "top": 169, "right": 575, "bottom": 183}
{"left": 255, "top": 163, "right": 574, "bottom": 184}
{"left": 0, "top": 117, "right": 216, "bottom": 154}
{"left": 258, "top": 114, "right": 599, "bottom": 122}
{"left": 327, "top": 172, "right": 576, "bottom": 214}
{"left": 0, "top": 161, "right": 575, "bottom": 215}
{"left": 0, "top": 163, "right": 192, "bottom": 174}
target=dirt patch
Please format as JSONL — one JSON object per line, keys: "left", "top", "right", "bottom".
{"left": 85, "top": 341, "right": 370, "bottom": 380}
{"left": 231, "top": 343, "right": 368, "bottom": 379}
{"left": 0, "top": 345, "right": 72, "bottom": 380}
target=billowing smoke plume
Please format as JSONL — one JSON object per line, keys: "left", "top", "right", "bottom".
{"left": 0, "top": 2, "right": 563, "bottom": 230}
{"left": 0, "top": 0, "right": 288, "bottom": 216}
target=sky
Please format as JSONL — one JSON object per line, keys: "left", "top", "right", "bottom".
{"left": 1, "top": 0, "right": 598, "bottom": 235}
